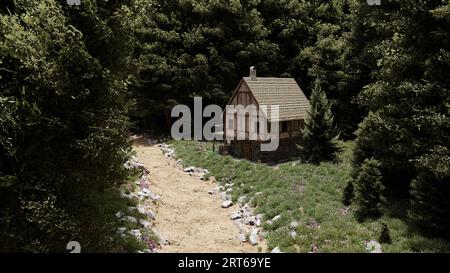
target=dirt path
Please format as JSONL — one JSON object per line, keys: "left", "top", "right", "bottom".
{"left": 133, "top": 142, "right": 263, "bottom": 253}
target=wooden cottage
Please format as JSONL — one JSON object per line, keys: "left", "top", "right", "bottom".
{"left": 222, "top": 67, "right": 310, "bottom": 162}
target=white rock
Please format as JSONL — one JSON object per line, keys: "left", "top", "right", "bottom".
{"left": 117, "top": 227, "right": 126, "bottom": 233}
{"left": 183, "top": 166, "right": 196, "bottom": 172}
{"left": 221, "top": 200, "right": 233, "bottom": 208}
{"left": 115, "top": 211, "right": 124, "bottom": 218}
{"left": 289, "top": 231, "right": 297, "bottom": 238}
{"left": 129, "top": 229, "right": 141, "bottom": 239}
{"left": 147, "top": 191, "right": 161, "bottom": 201}
{"left": 290, "top": 221, "right": 299, "bottom": 229}
{"left": 221, "top": 192, "right": 231, "bottom": 201}
{"left": 366, "top": 240, "right": 383, "bottom": 253}
{"left": 139, "top": 219, "right": 152, "bottom": 228}
{"left": 122, "top": 216, "right": 137, "bottom": 223}
{"left": 243, "top": 216, "right": 256, "bottom": 225}
{"left": 249, "top": 228, "right": 259, "bottom": 245}
{"left": 272, "top": 215, "right": 281, "bottom": 222}
{"left": 230, "top": 211, "right": 243, "bottom": 220}
{"left": 237, "top": 196, "right": 247, "bottom": 204}
{"left": 271, "top": 247, "right": 282, "bottom": 253}
{"left": 120, "top": 191, "right": 133, "bottom": 199}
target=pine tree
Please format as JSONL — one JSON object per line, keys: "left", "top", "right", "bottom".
{"left": 410, "top": 146, "right": 450, "bottom": 236}
{"left": 301, "top": 79, "right": 339, "bottom": 163}
{"left": 354, "top": 158, "right": 385, "bottom": 218}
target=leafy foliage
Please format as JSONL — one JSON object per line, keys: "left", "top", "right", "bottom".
{"left": 0, "top": 0, "right": 134, "bottom": 252}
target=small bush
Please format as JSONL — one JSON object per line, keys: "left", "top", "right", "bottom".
{"left": 354, "top": 158, "right": 385, "bottom": 218}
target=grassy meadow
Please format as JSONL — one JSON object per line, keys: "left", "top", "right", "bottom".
{"left": 170, "top": 140, "right": 450, "bottom": 253}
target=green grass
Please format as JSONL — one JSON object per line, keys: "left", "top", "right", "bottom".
{"left": 170, "top": 140, "right": 450, "bottom": 253}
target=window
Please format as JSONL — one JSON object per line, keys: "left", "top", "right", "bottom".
{"left": 281, "top": 121, "right": 288, "bottom": 132}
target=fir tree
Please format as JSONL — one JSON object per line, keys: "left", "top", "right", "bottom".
{"left": 301, "top": 79, "right": 339, "bottom": 163}
{"left": 354, "top": 158, "right": 385, "bottom": 218}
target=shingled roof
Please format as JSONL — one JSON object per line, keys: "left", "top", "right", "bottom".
{"left": 240, "top": 77, "right": 310, "bottom": 122}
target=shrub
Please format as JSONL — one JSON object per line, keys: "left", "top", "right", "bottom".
{"left": 354, "top": 158, "right": 385, "bottom": 218}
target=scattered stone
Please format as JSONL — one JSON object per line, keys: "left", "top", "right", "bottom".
{"left": 140, "top": 219, "right": 152, "bottom": 228}
{"left": 365, "top": 240, "right": 382, "bottom": 253}
{"left": 230, "top": 211, "right": 243, "bottom": 220}
{"left": 137, "top": 204, "right": 155, "bottom": 219}
{"left": 129, "top": 229, "right": 141, "bottom": 239}
{"left": 272, "top": 215, "right": 281, "bottom": 222}
{"left": 221, "top": 200, "right": 233, "bottom": 208}
{"left": 120, "top": 191, "right": 134, "bottom": 200}
{"left": 249, "top": 228, "right": 259, "bottom": 246}
{"left": 237, "top": 196, "right": 247, "bottom": 204}
{"left": 122, "top": 216, "right": 137, "bottom": 223}
{"left": 290, "top": 221, "right": 299, "bottom": 229}
{"left": 115, "top": 211, "right": 124, "bottom": 218}
{"left": 310, "top": 244, "right": 319, "bottom": 253}
{"left": 149, "top": 192, "right": 161, "bottom": 201}
{"left": 265, "top": 220, "right": 273, "bottom": 225}
{"left": 271, "top": 246, "right": 282, "bottom": 253}
{"left": 221, "top": 192, "right": 231, "bottom": 201}
{"left": 117, "top": 227, "right": 126, "bottom": 234}
{"left": 255, "top": 192, "right": 263, "bottom": 196}
{"left": 289, "top": 231, "right": 297, "bottom": 238}
{"left": 183, "top": 166, "right": 196, "bottom": 173}
{"left": 123, "top": 159, "right": 146, "bottom": 171}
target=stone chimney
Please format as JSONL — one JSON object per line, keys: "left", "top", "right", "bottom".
{"left": 249, "top": 66, "right": 256, "bottom": 80}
